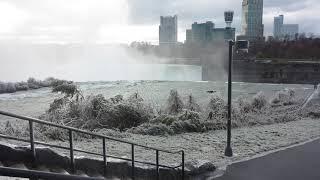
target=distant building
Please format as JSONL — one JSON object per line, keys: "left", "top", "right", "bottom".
{"left": 186, "top": 29, "right": 193, "bottom": 43}
{"left": 273, "top": 15, "right": 299, "bottom": 40}
{"left": 274, "top": 15, "right": 284, "bottom": 39}
{"left": 186, "top": 21, "right": 235, "bottom": 45}
{"left": 240, "top": 0, "right": 264, "bottom": 42}
{"left": 159, "top": 15, "right": 178, "bottom": 46}
{"left": 281, "top": 24, "right": 299, "bottom": 40}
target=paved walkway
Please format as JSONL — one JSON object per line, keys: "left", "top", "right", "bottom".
{"left": 215, "top": 139, "right": 320, "bottom": 180}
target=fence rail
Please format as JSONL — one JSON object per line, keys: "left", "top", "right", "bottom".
{"left": 0, "top": 110, "right": 185, "bottom": 180}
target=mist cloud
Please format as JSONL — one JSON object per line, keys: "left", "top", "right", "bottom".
{"left": 0, "top": 0, "right": 319, "bottom": 44}
{"left": 0, "top": 0, "right": 319, "bottom": 82}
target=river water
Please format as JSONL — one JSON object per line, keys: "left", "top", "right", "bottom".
{"left": 0, "top": 81, "right": 314, "bottom": 118}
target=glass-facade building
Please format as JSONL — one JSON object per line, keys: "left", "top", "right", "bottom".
{"left": 241, "top": 0, "right": 264, "bottom": 40}
{"left": 274, "top": 15, "right": 284, "bottom": 39}
{"left": 159, "top": 15, "right": 178, "bottom": 46}
{"left": 281, "top": 24, "right": 299, "bottom": 40}
{"left": 185, "top": 21, "right": 235, "bottom": 45}
{"left": 273, "top": 15, "right": 299, "bottom": 40}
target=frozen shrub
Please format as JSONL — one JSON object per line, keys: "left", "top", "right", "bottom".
{"left": 52, "top": 83, "right": 82, "bottom": 100}
{"left": 165, "top": 89, "right": 184, "bottom": 115}
{"left": 42, "top": 126, "right": 68, "bottom": 141}
{"left": 48, "top": 78, "right": 73, "bottom": 88}
{"left": 127, "top": 92, "right": 144, "bottom": 104}
{"left": 185, "top": 94, "right": 201, "bottom": 112}
{"left": 82, "top": 95, "right": 109, "bottom": 119}
{"left": 270, "top": 88, "right": 295, "bottom": 106}
{"left": 0, "top": 82, "right": 7, "bottom": 93}
{"left": 251, "top": 92, "right": 268, "bottom": 110}
{"left": 150, "top": 115, "right": 177, "bottom": 126}
{"left": 15, "top": 82, "right": 29, "bottom": 91}
{"left": 110, "top": 95, "right": 124, "bottom": 104}
{"left": 27, "top": 77, "right": 42, "bottom": 89}
{"left": 47, "top": 98, "right": 67, "bottom": 113}
{"left": 237, "top": 97, "right": 252, "bottom": 113}
{"left": 2, "top": 121, "right": 29, "bottom": 138}
{"left": 178, "top": 110, "right": 201, "bottom": 121}
{"left": 206, "top": 94, "right": 226, "bottom": 117}
{"left": 43, "top": 92, "right": 153, "bottom": 133}
{"left": 6, "top": 83, "right": 16, "bottom": 93}
{"left": 101, "top": 102, "right": 151, "bottom": 131}
{"left": 0, "top": 77, "right": 69, "bottom": 94}
{"left": 170, "top": 119, "right": 206, "bottom": 134}
{"left": 4, "top": 121, "right": 15, "bottom": 136}
{"left": 237, "top": 92, "right": 267, "bottom": 114}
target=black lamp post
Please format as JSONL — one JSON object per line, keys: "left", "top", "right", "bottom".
{"left": 224, "top": 10, "right": 235, "bottom": 157}
{"left": 225, "top": 40, "right": 234, "bottom": 157}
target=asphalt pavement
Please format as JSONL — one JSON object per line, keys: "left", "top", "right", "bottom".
{"left": 215, "top": 139, "right": 320, "bottom": 180}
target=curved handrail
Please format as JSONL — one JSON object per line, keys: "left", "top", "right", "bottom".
{"left": 0, "top": 110, "right": 185, "bottom": 179}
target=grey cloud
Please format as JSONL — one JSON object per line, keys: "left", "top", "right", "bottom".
{"left": 127, "top": 0, "right": 319, "bottom": 35}
{"left": 127, "top": 0, "right": 240, "bottom": 25}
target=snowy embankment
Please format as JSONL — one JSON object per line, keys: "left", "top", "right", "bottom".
{"left": 70, "top": 118, "right": 320, "bottom": 166}
{"left": 2, "top": 118, "right": 319, "bottom": 174}
{"left": 0, "top": 81, "right": 319, "bottom": 173}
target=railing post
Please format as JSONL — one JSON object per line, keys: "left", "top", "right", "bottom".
{"left": 156, "top": 150, "right": 159, "bottom": 180}
{"left": 181, "top": 150, "right": 185, "bottom": 180}
{"left": 131, "top": 144, "right": 135, "bottom": 180}
{"left": 69, "top": 129, "right": 75, "bottom": 174}
{"left": 29, "top": 121, "right": 36, "bottom": 167}
{"left": 103, "top": 137, "right": 107, "bottom": 176}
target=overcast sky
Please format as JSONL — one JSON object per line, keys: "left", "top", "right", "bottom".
{"left": 0, "top": 0, "right": 319, "bottom": 44}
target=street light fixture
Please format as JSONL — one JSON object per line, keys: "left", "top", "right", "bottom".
{"left": 225, "top": 40, "right": 235, "bottom": 157}
{"left": 223, "top": 10, "right": 250, "bottom": 157}
{"left": 224, "top": 10, "right": 235, "bottom": 157}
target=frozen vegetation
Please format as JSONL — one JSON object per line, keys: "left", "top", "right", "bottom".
{"left": 0, "top": 77, "right": 71, "bottom": 94}
{"left": 1, "top": 81, "right": 319, "bottom": 168}
{"left": 0, "top": 81, "right": 313, "bottom": 140}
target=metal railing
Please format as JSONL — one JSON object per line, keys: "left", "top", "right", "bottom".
{"left": 0, "top": 166, "right": 104, "bottom": 180}
{"left": 0, "top": 110, "right": 185, "bottom": 180}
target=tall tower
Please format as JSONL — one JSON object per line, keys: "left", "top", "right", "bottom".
{"left": 274, "top": 15, "right": 284, "bottom": 39}
{"left": 159, "top": 15, "right": 178, "bottom": 46}
{"left": 241, "top": 0, "right": 264, "bottom": 40}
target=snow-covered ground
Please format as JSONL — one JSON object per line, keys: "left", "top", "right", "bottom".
{"left": 0, "top": 81, "right": 319, "bottom": 168}
{"left": 81, "top": 118, "right": 320, "bottom": 166}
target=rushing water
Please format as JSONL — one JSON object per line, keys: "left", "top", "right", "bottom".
{"left": 0, "top": 81, "right": 314, "bottom": 114}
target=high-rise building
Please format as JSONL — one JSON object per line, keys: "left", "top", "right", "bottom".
{"left": 273, "top": 15, "right": 299, "bottom": 40}
{"left": 186, "top": 29, "right": 193, "bottom": 43}
{"left": 190, "top": 21, "right": 215, "bottom": 44}
{"left": 159, "top": 15, "right": 178, "bottom": 46}
{"left": 241, "top": 0, "right": 264, "bottom": 41}
{"left": 281, "top": 24, "right": 299, "bottom": 40}
{"left": 274, "top": 15, "right": 284, "bottom": 39}
{"left": 185, "top": 21, "right": 235, "bottom": 45}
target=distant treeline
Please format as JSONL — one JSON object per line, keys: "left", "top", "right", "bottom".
{"left": 252, "top": 35, "right": 320, "bottom": 60}
{"left": 0, "top": 77, "right": 72, "bottom": 94}
{"left": 130, "top": 34, "right": 320, "bottom": 61}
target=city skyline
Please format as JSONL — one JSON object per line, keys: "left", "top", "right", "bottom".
{"left": 0, "top": 0, "right": 319, "bottom": 44}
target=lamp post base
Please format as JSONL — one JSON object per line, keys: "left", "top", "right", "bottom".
{"left": 224, "top": 146, "right": 233, "bottom": 157}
